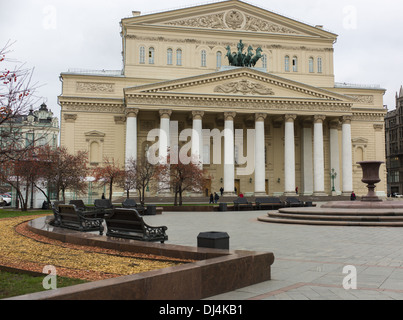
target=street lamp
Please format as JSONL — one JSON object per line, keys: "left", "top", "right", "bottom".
{"left": 330, "top": 168, "right": 337, "bottom": 192}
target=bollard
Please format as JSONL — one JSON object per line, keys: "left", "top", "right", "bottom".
{"left": 197, "top": 231, "right": 229, "bottom": 250}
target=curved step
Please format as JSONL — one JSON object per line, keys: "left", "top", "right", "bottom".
{"left": 268, "top": 211, "right": 403, "bottom": 222}
{"left": 258, "top": 215, "right": 403, "bottom": 227}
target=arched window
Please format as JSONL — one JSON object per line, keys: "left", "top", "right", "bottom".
{"left": 317, "top": 57, "right": 323, "bottom": 73}
{"left": 261, "top": 54, "right": 267, "bottom": 69}
{"left": 176, "top": 49, "right": 182, "bottom": 66}
{"left": 201, "top": 50, "right": 207, "bottom": 67}
{"left": 285, "top": 55, "right": 290, "bottom": 72}
{"left": 309, "top": 57, "right": 314, "bottom": 73}
{"left": 216, "top": 51, "right": 222, "bottom": 69}
{"left": 139, "top": 46, "right": 145, "bottom": 64}
{"left": 148, "top": 47, "right": 154, "bottom": 64}
{"left": 167, "top": 48, "right": 173, "bottom": 65}
{"left": 292, "top": 56, "right": 298, "bottom": 72}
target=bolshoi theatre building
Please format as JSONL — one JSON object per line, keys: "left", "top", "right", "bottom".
{"left": 58, "top": 0, "right": 387, "bottom": 198}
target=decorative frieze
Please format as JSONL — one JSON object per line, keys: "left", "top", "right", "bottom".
{"left": 350, "top": 95, "right": 374, "bottom": 104}
{"left": 76, "top": 82, "right": 115, "bottom": 93}
{"left": 165, "top": 10, "right": 299, "bottom": 35}
{"left": 214, "top": 80, "right": 275, "bottom": 95}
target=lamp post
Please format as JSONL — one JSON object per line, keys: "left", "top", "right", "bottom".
{"left": 330, "top": 168, "right": 337, "bottom": 193}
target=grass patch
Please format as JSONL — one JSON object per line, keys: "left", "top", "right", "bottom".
{"left": 0, "top": 270, "right": 87, "bottom": 299}
{"left": 0, "top": 209, "right": 52, "bottom": 219}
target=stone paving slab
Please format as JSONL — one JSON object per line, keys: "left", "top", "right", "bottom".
{"left": 144, "top": 209, "right": 403, "bottom": 300}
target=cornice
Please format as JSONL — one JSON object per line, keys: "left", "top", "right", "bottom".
{"left": 125, "top": 92, "right": 352, "bottom": 115}
{"left": 125, "top": 67, "right": 351, "bottom": 102}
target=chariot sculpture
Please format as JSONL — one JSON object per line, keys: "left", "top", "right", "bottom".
{"left": 225, "top": 40, "right": 263, "bottom": 67}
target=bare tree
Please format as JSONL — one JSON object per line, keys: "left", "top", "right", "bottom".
{"left": 0, "top": 41, "right": 42, "bottom": 163}
{"left": 156, "top": 155, "right": 207, "bottom": 206}
{"left": 122, "top": 156, "right": 157, "bottom": 205}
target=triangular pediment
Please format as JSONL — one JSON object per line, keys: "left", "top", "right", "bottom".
{"left": 122, "top": 0, "right": 337, "bottom": 39}
{"left": 124, "top": 67, "right": 352, "bottom": 102}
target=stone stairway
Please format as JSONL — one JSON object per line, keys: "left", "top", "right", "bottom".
{"left": 258, "top": 207, "right": 403, "bottom": 227}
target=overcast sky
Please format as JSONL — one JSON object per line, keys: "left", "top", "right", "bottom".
{"left": 1, "top": 0, "right": 402, "bottom": 117}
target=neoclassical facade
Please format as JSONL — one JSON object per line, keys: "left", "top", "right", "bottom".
{"left": 59, "top": 0, "right": 387, "bottom": 198}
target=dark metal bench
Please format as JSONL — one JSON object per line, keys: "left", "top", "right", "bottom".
{"left": 122, "top": 198, "right": 146, "bottom": 215}
{"left": 70, "top": 199, "right": 106, "bottom": 218}
{"left": 51, "top": 204, "right": 104, "bottom": 235}
{"left": 104, "top": 208, "right": 168, "bottom": 243}
{"left": 233, "top": 197, "right": 253, "bottom": 211}
{"left": 255, "top": 197, "right": 284, "bottom": 210}
{"left": 94, "top": 199, "right": 115, "bottom": 217}
{"left": 285, "top": 197, "right": 304, "bottom": 207}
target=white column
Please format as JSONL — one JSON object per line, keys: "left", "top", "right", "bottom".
{"left": 301, "top": 120, "right": 313, "bottom": 195}
{"left": 329, "top": 120, "right": 341, "bottom": 195}
{"left": 254, "top": 113, "right": 267, "bottom": 196}
{"left": 284, "top": 114, "right": 296, "bottom": 196}
{"left": 159, "top": 109, "right": 172, "bottom": 164}
{"left": 158, "top": 109, "right": 172, "bottom": 196}
{"left": 223, "top": 112, "right": 236, "bottom": 196}
{"left": 125, "top": 109, "right": 139, "bottom": 165}
{"left": 313, "top": 115, "right": 327, "bottom": 196}
{"left": 341, "top": 116, "right": 353, "bottom": 195}
{"left": 191, "top": 111, "right": 204, "bottom": 167}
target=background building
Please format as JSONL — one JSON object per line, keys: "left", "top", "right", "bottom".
{"left": 59, "top": 0, "right": 387, "bottom": 199}
{"left": 385, "top": 86, "right": 403, "bottom": 196}
{"left": 0, "top": 102, "right": 60, "bottom": 207}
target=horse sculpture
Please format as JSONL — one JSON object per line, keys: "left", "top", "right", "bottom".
{"left": 225, "top": 40, "right": 263, "bottom": 68}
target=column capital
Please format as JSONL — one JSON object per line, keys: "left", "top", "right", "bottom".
{"left": 255, "top": 113, "right": 267, "bottom": 122}
{"left": 224, "top": 111, "right": 236, "bottom": 121}
{"left": 159, "top": 109, "right": 172, "bottom": 119}
{"left": 314, "top": 115, "right": 326, "bottom": 123}
{"left": 284, "top": 114, "right": 297, "bottom": 122}
{"left": 329, "top": 119, "right": 340, "bottom": 130}
{"left": 192, "top": 110, "right": 205, "bottom": 120}
{"left": 340, "top": 115, "right": 352, "bottom": 124}
{"left": 126, "top": 108, "right": 139, "bottom": 118}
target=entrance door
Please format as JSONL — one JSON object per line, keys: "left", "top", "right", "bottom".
{"left": 265, "top": 179, "right": 269, "bottom": 195}
{"left": 204, "top": 179, "right": 212, "bottom": 197}
{"left": 235, "top": 179, "right": 240, "bottom": 195}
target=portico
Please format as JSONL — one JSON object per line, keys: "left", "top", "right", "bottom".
{"left": 123, "top": 67, "right": 354, "bottom": 197}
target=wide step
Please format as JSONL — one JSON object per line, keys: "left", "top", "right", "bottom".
{"left": 258, "top": 207, "right": 403, "bottom": 227}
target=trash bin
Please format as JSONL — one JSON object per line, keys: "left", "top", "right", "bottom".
{"left": 218, "top": 203, "right": 227, "bottom": 212}
{"left": 146, "top": 204, "right": 156, "bottom": 215}
{"left": 197, "top": 231, "right": 229, "bottom": 250}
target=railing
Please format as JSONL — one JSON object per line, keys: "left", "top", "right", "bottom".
{"left": 66, "top": 69, "right": 123, "bottom": 76}
{"left": 334, "top": 82, "right": 381, "bottom": 89}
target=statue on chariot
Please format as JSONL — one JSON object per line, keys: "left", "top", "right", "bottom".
{"left": 225, "top": 40, "right": 263, "bottom": 68}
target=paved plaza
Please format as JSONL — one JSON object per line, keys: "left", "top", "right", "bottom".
{"left": 144, "top": 206, "right": 403, "bottom": 300}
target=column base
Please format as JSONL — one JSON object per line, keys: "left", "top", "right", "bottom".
{"left": 254, "top": 192, "right": 268, "bottom": 197}
{"left": 342, "top": 191, "right": 352, "bottom": 196}
{"left": 223, "top": 192, "right": 237, "bottom": 197}
{"left": 312, "top": 192, "right": 328, "bottom": 197}
{"left": 283, "top": 191, "right": 298, "bottom": 197}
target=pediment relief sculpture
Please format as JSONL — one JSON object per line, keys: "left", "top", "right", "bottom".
{"left": 214, "top": 79, "right": 275, "bottom": 95}
{"left": 165, "top": 10, "right": 299, "bottom": 34}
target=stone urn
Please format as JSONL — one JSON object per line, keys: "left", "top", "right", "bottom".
{"left": 357, "top": 161, "right": 384, "bottom": 202}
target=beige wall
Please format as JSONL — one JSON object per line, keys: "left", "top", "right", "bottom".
{"left": 59, "top": 0, "right": 387, "bottom": 198}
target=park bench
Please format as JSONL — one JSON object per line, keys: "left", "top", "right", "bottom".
{"left": 122, "top": 198, "right": 146, "bottom": 215}
{"left": 285, "top": 197, "right": 304, "bottom": 207}
{"left": 104, "top": 208, "right": 168, "bottom": 243}
{"left": 69, "top": 199, "right": 106, "bottom": 218}
{"left": 52, "top": 204, "right": 104, "bottom": 235}
{"left": 255, "top": 197, "right": 284, "bottom": 210}
{"left": 94, "top": 199, "right": 115, "bottom": 217}
{"left": 233, "top": 197, "right": 253, "bottom": 211}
